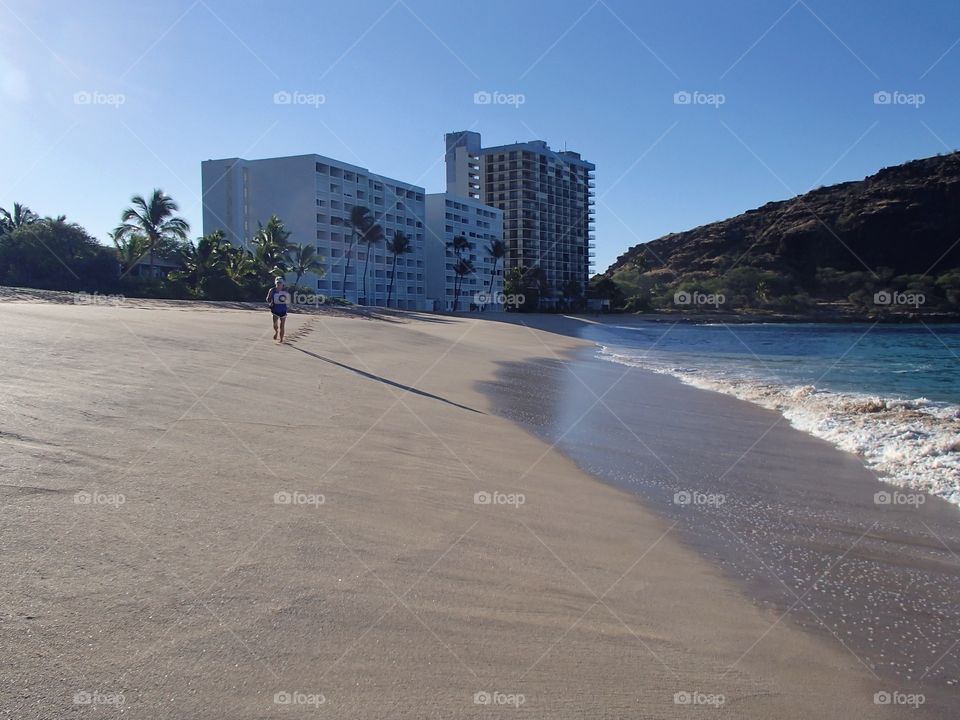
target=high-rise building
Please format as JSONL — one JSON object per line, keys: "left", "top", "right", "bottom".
{"left": 425, "top": 193, "right": 504, "bottom": 311}
{"left": 201, "top": 154, "right": 427, "bottom": 309}
{"left": 444, "top": 131, "right": 595, "bottom": 308}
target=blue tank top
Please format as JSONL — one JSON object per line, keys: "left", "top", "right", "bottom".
{"left": 270, "top": 288, "right": 289, "bottom": 313}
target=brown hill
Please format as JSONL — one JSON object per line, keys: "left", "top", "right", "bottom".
{"left": 602, "top": 152, "right": 960, "bottom": 318}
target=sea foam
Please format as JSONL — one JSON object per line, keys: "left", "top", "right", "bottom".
{"left": 598, "top": 345, "right": 960, "bottom": 508}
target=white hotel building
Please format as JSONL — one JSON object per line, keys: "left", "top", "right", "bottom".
{"left": 201, "top": 154, "right": 428, "bottom": 309}
{"left": 425, "top": 194, "right": 504, "bottom": 312}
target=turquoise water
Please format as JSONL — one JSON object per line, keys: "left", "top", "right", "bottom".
{"left": 585, "top": 321, "right": 960, "bottom": 505}
{"left": 591, "top": 322, "right": 960, "bottom": 403}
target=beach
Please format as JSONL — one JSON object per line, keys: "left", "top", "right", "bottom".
{"left": 0, "top": 297, "right": 953, "bottom": 718}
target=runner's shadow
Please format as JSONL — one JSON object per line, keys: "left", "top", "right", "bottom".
{"left": 289, "top": 346, "right": 484, "bottom": 414}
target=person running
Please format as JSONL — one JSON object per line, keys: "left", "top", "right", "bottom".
{"left": 266, "top": 277, "right": 289, "bottom": 343}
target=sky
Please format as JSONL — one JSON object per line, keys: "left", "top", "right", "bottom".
{"left": 1, "top": 0, "right": 959, "bottom": 272}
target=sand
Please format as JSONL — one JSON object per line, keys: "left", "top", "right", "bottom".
{"left": 0, "top": 297, "right": 936, "bottom": 718}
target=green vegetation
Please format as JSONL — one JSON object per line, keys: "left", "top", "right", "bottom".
{"left": 113, "top": 189, "right": 189, "bottom": 279}
{"left": 0, "top": 195, "right": 332, "bottom": 304}
{"left": 0, "top": 210, "right": 117, "bottom": 291}
{"left": 385, "top": 231, "right": 413, "bottom": 308}
{"left": 485, "top": 239, "right": 507, "bottom": 297}
{"left": 447, "top": 234, "right": 472, "bottom": 312}
{"left": 600, "top": 263, "right": 960, "bottom": 316}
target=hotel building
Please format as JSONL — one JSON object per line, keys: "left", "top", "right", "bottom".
{"left": 444, "top": 131, "right": 595, "bottom": 308}
{"left": 201, "top": 154, "right": 427, "bottom": 309}
{"left": 425, "top": 193, "right": 504, "bottom": 312}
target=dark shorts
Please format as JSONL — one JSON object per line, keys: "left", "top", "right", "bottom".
{"left": 271, "top": 309, "right": 287, "bottom": 318}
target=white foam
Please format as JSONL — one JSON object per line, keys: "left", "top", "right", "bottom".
{"left": 598, "top": 346, "right": 960, "bottom": 508}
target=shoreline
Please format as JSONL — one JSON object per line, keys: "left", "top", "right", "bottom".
{"left": 481, "top": 334, "right": 959, "bottom": 712}
{"left": 3, "top": 285, "right": 959, "bottom": 324}
{"left": 1, "top": 300, "right": 951, "bottom": 718}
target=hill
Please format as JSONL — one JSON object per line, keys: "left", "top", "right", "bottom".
{"left": 601, "top": 152, "right": 960, "bottom": 319}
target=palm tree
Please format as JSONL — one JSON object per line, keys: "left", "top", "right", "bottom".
{"left": 447, "top": 234, "right": 470, "bottom": 259}
{"left": 111, "top": 230, "right": 150, "bottom": 277}
{"left": 446, "top": 234, "right": 471, "bottom": 311}
{"left": 170, "top": 230, "right": 228, "bottom": 294}
{"left": 287, "top": 243, "right": 325, "bottom": 288}
{"left": 0, "top": 202, "right": 39, "bottom": 233}
{"left": 223, "top": 244, "right": 256, "bottom": 286}
{"left": 484, "top": 239, "right": 507, "bottom": 306}
{"left": 343, "top": 206, "right": 375, "bottom": 300}
{"left": 252, "top": 215, "right": 292, "bottom": 280}
{"left": 113, "top": 189, "right": 189, "bottom": 279}
{"left": 385, "top": 231, "right": 413, "bottom": 308}
{"left": 359, "top": 222, "right": 384, "bottom": 305}
{"left": 452, "top": 258, "right": 475, "bottom": 312}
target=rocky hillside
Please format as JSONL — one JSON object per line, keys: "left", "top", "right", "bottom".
{"left": 603, "top": 152, "right": 960, "bottom": 318}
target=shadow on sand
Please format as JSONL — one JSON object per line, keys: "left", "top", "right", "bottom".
{"left": 289, "top": 345, "right": 484, "bottom": 414}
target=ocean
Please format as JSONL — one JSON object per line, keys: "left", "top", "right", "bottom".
{"left": 582, "top": 320, "right": 960, "bottom": 507}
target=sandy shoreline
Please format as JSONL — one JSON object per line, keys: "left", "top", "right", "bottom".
{"left": 487, "top": 342, "right": 959, "bottom": 706}
{"left": 0, "top": 299, "right": 949, "bottom": 717}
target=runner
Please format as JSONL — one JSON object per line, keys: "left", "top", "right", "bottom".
{"left": 266, "top": 277, "right": 289, "bottom": 343}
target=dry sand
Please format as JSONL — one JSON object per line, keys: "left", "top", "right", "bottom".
{"left": 0, "top": 298, "right": 921, "bottom": 718}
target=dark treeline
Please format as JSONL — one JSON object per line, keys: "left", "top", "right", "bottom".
{"left": 0, "top": 190, "right": 330, "bottom": 303}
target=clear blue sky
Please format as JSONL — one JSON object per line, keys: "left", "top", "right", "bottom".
{"left": 2, "top": 0, "right": 958, "bottom": 271}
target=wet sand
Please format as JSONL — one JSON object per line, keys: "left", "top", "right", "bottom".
{"left": 483, "top": 339, "right": 960, "bottom": 716}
